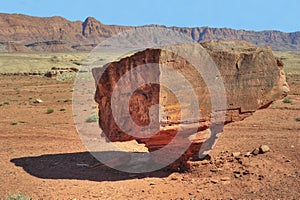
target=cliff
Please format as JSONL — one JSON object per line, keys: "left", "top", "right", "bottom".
{"left": 0, "top": 13, "right": 299, "bottom": 52}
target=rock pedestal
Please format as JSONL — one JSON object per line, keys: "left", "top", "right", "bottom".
{"left": 93, "top": 41, "right": 288, "bottom": 171}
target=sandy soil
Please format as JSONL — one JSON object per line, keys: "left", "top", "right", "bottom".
{"left": 0, "top": 74, "right": 299, "bottom": 200}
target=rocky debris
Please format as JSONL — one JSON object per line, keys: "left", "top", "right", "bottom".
{"left": 220, "top": 177, "right": 231, "bottom": 181}
{"left": 258, "top": 175, "right": 264, "bottom": 180}
{"left": 33, "top": 99, "right": 43, "bottom": 103}
{"left": 200, "top": 160, "right": 210, "bottom": 165}
{"left": 243, "top": 170, "right": 250, "bottom": 175}
{"left": 251, "top": 145, "right": 271, "bottom": 155}
{"left": 232, "top": 152, "right": 241, "bottom": 158}
{"left": 76, "top": 163, "right": 89, "bottom": 167}
{"left": 0, "top": 71, "right": 45, "bottom": 76}
{"left": 210, "top": 168, "right": 220, "bottom": 173}
{"left": 234, "top": 173, "right": 242, "bottom": 178}
{"left": 149, "top": 182, "right": 155, "bottom": 186}
{"left": 259, "top": 145, "right": 270, "bottom": 153}
{"left": 93, "top": 41, "right": 288, "bottom": 171}
{"left": 252, "top": 148, "right": 260, "bottom": 156}
{"left": 210, "top": 179, "right": 218, "bottom": 184}
{"left": 44, "top": 67, "right": 78, "bottom": 78}
{"left": 0, "top": 67, "right": 78, "bottom": 77}
{"left": 245, "top": 152, "right": 252, "bottom": 157}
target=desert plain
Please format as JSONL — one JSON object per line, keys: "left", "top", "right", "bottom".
{"left": 0, "top": 50, "right": 299, "bottom": 200}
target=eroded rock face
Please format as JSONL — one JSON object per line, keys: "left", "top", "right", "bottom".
{"left": 93, "top": 41, "right": 288, "bottom": 171}
{"left": 1, "top": 13, "right": 300, "bottom": 52}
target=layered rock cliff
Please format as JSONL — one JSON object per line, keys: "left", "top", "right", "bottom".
{"left": 93, "top": 41, "right": 289, "bottom": 170}
{"left": 0, "top": 13, "right": 299, "bottom": 52}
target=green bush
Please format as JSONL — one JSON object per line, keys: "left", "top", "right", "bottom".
{"left": 11, "top": 121, "right": 19, "bottom": 125}
{"left": 6, "top": 193, "right": 32, "bottom": 200}
{"left": 56, "top": 72, "right": 77, "bottom": 82}
{"left": 0, "top": 101, "right": 10, "bottom": 106}
{"left": 282, "top": 97, "right": 293, "bottom": 104}
{"left": 46, "top": 108, "right": 54, "bottom": 114}
{"left": 86, "top": 114, "right": 99, "bottom": 123}
{"left": 60, "top": 108, "right": 67, "bottom": 111}
{"left": 64, "top": 98, "right": 72, "bottom": 102}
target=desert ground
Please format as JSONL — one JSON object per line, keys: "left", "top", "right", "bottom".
{"left": 0, "top": 51, "right": 299, "bottom": 199}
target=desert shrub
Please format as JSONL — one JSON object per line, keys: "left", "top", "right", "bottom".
{"left": 6, "top": 193, "right": 32, "bottom": 200}
{"left": 57, "top": 99, "right": 72, "bottom": 103}
{"left": 0, "top": 101, "right": 10, "bottom": 106}
{"left": 60, "top": 108, "right": 67, "bottom": 111}
{"left": 86, "top": 114, "right": 99, "bottom": 123}
{"left": 64, "top": 98, "right": 72, "bottom": 102}
{"left": 56, "top": 72, "right": 77, "bottom": 82}
{"left": 11, "top": 121, "right": 19, "bottom": 125}
{"left": 14, "top": 88, "right": 21, "bottom": 94}
{"left": 46, "top": 108, "right": 54, "bottom": 114}
{"left": 282, "top": 97, "right": 293, "bottom": 104}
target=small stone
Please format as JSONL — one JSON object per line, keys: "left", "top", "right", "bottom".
{"left": 285, "top": 159, "right": 291, "bottom": 163}
{"left": 34, "top": 99, "right": 43, "bottom": 103}
{"left": 181, "top": 177, "right": 188, "bottom": 181}
{"left": 210, "top": 168, "right": 218, "bottom": 173}
{"left": 220, "top": 177, "right": 230, "bottom": 181}
{"left": 232, "top": 152, "right": 241, "bottom": 157}
{"left": 243, "top": 170, "right": 250, "bottom": 175}
{"left": 210, "top": 179, "right": 218, "bottom": 184}
{"left": 291, "top": 145, "right": 295, "bottom": 148}
{"left": 258, "top": 175, "right": 264, "bottom": 180}
{"left": 214, "top": 160, "right": 222, "bottom": 165}
{"left": 245, "top": 152, "right": 251, "bottom": 157}
{"left": 201, "top": 160, "right": 210, "bottom": 165}
{"left": 259, "top": 145, "right": 270, "bottom": 154}
{"left": 171, "top": 177, "right": 178, "bottom": 181}
{"left": 76, "top": 163, "right": 89, "bottom": 167}
{"left": 234, "top": 174, "right": 241, "bottom": 178}
{"left": 149, "top": 182, "right": 155, "bottom": 186}
{"left": 252, "top": 148, "right": 260, "bottom": 155}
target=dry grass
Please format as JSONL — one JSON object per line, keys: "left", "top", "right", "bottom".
{"left": 274, "top": 51, "right": 300, "bottom": 74}
{"left": 0, "top": 53, "right": 87, "bottom": 73}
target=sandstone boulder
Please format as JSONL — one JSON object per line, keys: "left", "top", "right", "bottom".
{"left": 93, "top": 41, "right": 288, "bottom": 170}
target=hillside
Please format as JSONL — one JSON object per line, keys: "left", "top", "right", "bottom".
{"left": 0, "top": 13, "right": 299, "bottom": 52}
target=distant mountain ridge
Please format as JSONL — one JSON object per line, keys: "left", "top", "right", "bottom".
{"left": 0, "top": 13, "right": 299, "bottom": 52}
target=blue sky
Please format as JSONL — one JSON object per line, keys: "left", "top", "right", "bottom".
{"left": 1, "top": 0, "right": 299, "bottom": 32}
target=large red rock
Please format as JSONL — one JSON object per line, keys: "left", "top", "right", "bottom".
{"left": 93, "top": 41, "right": 289, "bottom": 170}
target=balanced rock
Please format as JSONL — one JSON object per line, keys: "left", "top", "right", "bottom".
{"left": 92, "top": 41, "right": 288, "bottom": 171}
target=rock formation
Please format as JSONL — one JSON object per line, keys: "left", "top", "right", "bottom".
{"left": 92, "top": 41, "right": 289, "bottom": 171}
{"left": 0, "top": 13, "right": 299, "bottom": 52}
